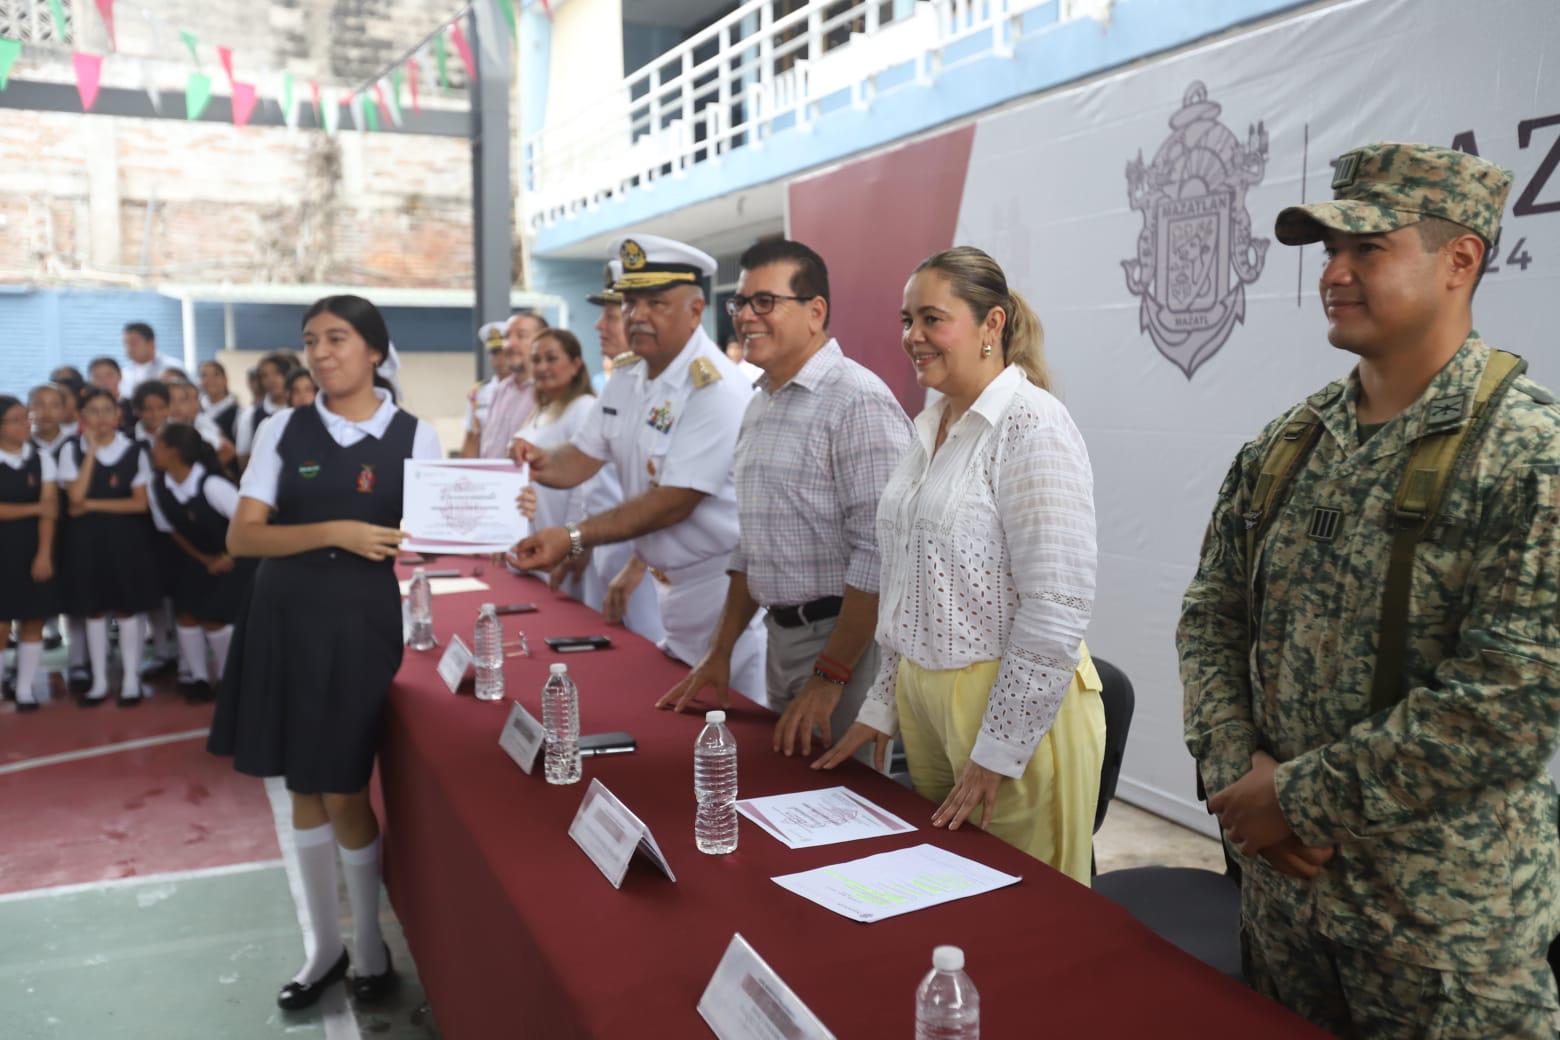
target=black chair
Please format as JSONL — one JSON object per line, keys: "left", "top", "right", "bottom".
{"left": 1090, "top": 657, "right": 1136, "bottom": 837}
{"left": 1550, "top": 934, "right": 1559, "bottom": 990}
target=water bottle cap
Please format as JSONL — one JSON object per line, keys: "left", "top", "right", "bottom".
{"left": 413, "top": 566, "right": 427, "bottom": 577}
{"left": 549, "top": 663, "right": 568, "bottom": 675}
{"left": 704, "top": 710, "right": 726, "bottom": 724}
{"left": 480, "top": 602, "right": 495, "bottom": 614}
{"left": 932, "top": 946, "right": 964, "bottom": 972}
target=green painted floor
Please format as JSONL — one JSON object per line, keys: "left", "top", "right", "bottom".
{"left": 0, "top": 864, "right": 437, "bottom": 1039}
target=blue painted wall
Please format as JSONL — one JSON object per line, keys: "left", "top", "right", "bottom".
{"left": 528, "top": 257, "right": 612, "bottom": 374}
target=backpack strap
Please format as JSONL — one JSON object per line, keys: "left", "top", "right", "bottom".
{"left": 1243, "top": 412, "right": 1326, "bottom": 601}
{"left": 1369, "top": 349, "right": 1527, "bottom": 713}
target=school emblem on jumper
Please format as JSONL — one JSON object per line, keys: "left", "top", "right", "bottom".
{"left": 298, "top": 461, "right": 321, "bottom": 480}
{"left": 356, "top": 464, "right": 376, "bottom": 494}
{"left": 107, "top": 473, "right": 119, "bottom": 488}
{"left": 1122, "top": 81, "right": 1269, "bottom": 380}
{"left": 647, "top": 401, "right": 674, "bottom": 433}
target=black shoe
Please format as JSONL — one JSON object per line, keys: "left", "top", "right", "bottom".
{"left": 349, "top": 944, "right": 399, "bottom": 1004}
{"left": 181, "top": 680, "right": 214, "bottom": 704}
{"left": 67, "top": 667, "right": 92, "bottom": 694}
{"left": 15, "top": 701, "right": 40, "bottom": 714}
{"left": 117, "top": 691, "right": 143, "bottom": 707}
{"left": 81, "top": 692, "right": 108, "bottom": 708}
{"left": 278, "top": 949, "right": 350, "bottom": 1011}
{"left": 43, "top": 633, "right": 62, "bottom": 651}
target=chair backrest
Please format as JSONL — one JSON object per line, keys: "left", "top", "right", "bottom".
{"left": 1091, "top": 656, "right": 1136, "bottom": 834}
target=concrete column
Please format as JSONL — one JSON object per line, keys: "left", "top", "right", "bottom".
{"left": 82, "top": 119, "right": 121, "bottom": 269}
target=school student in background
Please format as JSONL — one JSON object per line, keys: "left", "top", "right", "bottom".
{"left": 210, "top": 295, "right": 441, "bottom": 1010}
{"left": 29, "top": 384, "right": 73, "bottom": 456}
{"left": 148, "top": 424, "right": 251, "bottom": 702}
{"left": 131, "top": 380, "right": 182, "bottom": 681}
{"left": 57, "top": 388, "right": 159, "bottom": 705}
{"left": 286, "top": 368, "right": 318, "bottom": 409}
{"left": 168, "top": 378, "right": 235, "bottom": 467}
{"left": 200, "top": 361, "right": 241, "bottom": 446}
{"left": 47, "top": 375, "right": 92, "bottom": 689}
{"left": 236, "top": 353, "right": 295, "bottom": 469}
{"left": 88, "top": 357, "right": 137, "bottom": 433}
{"left": 0, "top": 395, "right": 59, "bottom": 712}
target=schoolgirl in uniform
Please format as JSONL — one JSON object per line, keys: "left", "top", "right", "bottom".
{"left": 132, "top": 380, "right": 182, "bottom": 680}
{"left": 147, "top": 424, "right": 251, "bottom": 702}
{"left": 236, "top": 352, "right": 295, "bottom": 468}
{"left": 285, "top": 368, "right": 318, "bottom": 409}
{"left": 0, "top": 395, "right": 59, "bottom": 711}
{"left": 56, "top": 388, "right": 159, "bottom": 704}
{"left": 200, "top": 360, "right": 241, "bottom": 447}
{"left": 208, "top": 295, "right": 441, "bottom": 1010}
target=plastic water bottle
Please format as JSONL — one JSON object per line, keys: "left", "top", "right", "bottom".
{"left": 694, "top": 710, "right": 738, "bottom": 854}
{"left": 542, "top": 663, "right": 580, "bottom": 784}
{"left": 915, "top": 946, "right": 979, "bottom": 1040}
{"left": 407, "top": 567, "right": 435, "bottom": 651}
{"left": 473, "top": 603, "right": 504, "bottom": 702}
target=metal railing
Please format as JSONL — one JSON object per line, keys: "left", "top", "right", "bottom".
{"left": 523, "top": 0, "right": 1078, "bottom": 230}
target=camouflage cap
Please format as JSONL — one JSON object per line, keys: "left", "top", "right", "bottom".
{"left": 1275, "top": 142, "right": 1512, "bottom": 247}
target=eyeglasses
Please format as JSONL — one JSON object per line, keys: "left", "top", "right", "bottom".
{"left": 725, "top": 292, "right": 816, "bottom": 317}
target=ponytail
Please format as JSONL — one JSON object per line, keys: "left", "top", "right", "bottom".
{"left": 1001, "top": 289, "right": 1049, "bottom": 392}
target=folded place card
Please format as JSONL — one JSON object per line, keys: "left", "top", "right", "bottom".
{"left": 568, "top": 779, "right": 676, "bottom": 889}
{"left": 499, "top": 701, "right": 545, "bottom": 775}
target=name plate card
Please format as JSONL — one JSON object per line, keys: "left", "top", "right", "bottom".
{"left": 697, "top": 934, "right": 835, "bottom": 1040}
{"left": 568, "top": 779, "right": 676, "bottom": 889}
{"left": 499, "top": 702, "right": 545, "bottom": 775}
{"left": 437, "top": 634, "right": 473, "bottom": 694}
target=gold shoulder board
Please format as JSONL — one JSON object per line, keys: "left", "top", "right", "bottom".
{"left": 690, "top": 357, "right": 723, "bottom": 389}
{"left": 613, "top": 351, "right": 642, "bottom": 367}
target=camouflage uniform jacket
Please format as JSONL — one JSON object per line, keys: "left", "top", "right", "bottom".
{"left": 1179, "top": 333, "right": 1560, "bottom": 972}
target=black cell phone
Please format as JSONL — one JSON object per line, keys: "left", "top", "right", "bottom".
{"left": 579, "top": 732, "right": 636, "bottom": 757}
{"left": 423, "top": 569, "right": 461, "bottom": 579}
{"left": 545, "top": 635, "right": 613, "bottom": 652}
{"left": 494, "top": 603, "right": 539, "bottom": 615}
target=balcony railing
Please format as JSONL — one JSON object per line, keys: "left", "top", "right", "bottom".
{"left": 523, "top": 0, "right": 1084, "bottom": 231}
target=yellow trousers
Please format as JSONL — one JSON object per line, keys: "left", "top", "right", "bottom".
{"left": 895, "top": 643, "right": 1106, "bottom": 885}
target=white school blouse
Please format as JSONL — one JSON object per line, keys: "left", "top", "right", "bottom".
{"left": 855, "top": 364, "right": 1097, "bottom": 778}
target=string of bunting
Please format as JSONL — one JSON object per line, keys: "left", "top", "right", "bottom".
{"left": 0, "top": 0, "right": 538, "bottom": 130}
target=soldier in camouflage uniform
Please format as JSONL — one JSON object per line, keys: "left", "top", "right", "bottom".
{"left": 1179, "top": 142, "right": 1560, "bottom": 1037}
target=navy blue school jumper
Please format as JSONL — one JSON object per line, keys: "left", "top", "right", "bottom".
{"left": 0, "top": 446, "right": 59, "bottom": 622}
{"left": 60, "top": 438, "right": 159, "bottom": 617}
{"left": 207, "top": 404, "right": 417, "bottom": 794}
{"left": 150, "top": 469, "right": 255, "bottom": 625}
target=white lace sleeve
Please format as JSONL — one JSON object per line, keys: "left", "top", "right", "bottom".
{"left": 854, "top": 645, "right": 902, "bottom": 737}
{"left": 971, "top": 407, "right": 1096, "bottom": 777}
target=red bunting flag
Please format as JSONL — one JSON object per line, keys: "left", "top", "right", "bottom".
{"left": 406, "top": 58, "right": 421, "bottom": 112}
{"left": 310, "top": 80, "right": 321, "bottom": 125}
{"left": 94, "top": 0, "right": 117, "bottom": 50}
{"left": 448, "top": 22, "right": 476, "bottom": 81}
{"left": 372, "top": 82, "right": 392, "bottom": 127}
{"left": 231, "top": 81, "right": 257, "bottom": 127}
{"left": 217, "top": 45, "right": 234, "bottom": 86}
{"left": 73, "top": 52, "right": 104, "bottom": 111}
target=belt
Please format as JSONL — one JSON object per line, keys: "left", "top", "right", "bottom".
{"left": 769, "top": 596, "right": 843, "bottom": 629}
{"left": 647, "top": 553, "right": 733, "bottom": 587}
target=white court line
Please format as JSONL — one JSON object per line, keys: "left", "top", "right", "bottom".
{"left": 0, "top": 858, "right": 285, "bottom": 905}
{"left": 265, "top": 777, "right": 362, "bottom": 1040}
{"left": 0, "top": 728, "right": 209, "bottom": 776}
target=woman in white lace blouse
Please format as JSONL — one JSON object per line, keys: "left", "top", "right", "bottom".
{"left": 815, "top": 246, "right": 1105, "bottom": 883}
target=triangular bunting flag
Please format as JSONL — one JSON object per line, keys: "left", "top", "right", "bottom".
{"left": 496, "top": 0, "right": 517, "bottom": 37}
{"left": 231, "top": 81, "right": 257, "bottom": 127}
{"left": 363, "top": 93, "right": 380, "bottom": 132}
{"left": 406, "top": 57, "right": 421, "bottom": 112}
{"left": 310, "top": 80, "right": 322, "bottom": 127}
{"left": 379, "top": 79, "right": 402, "bottom": 128}
{"left": 372, "top": 83, "right": 392, "bottom": 128}
{"left": 73, "top": 52, "right": 103, "bottom": 111}
{"left": 94, "top": 0, "right": 116, "bottom": 51}
{"left": 322, "top": 91, "right": 339, "bottom": 135}
{"left": 539, "top": 0, "right": 553, "bottom": 20}
{"left": 281, "top": 72, "right": 297, "bottom": 130}
{"left": 180, "top": 29, "right": 200, "bottom": 67}
{"left": 47, "top": 0, "right": 69, "bottom": 42}
{"left": 140, "top": 60, "right": 163, "bottom": 114}
{"left": 186, "top": 70, "right": 212, "bottom": 120}
{"left": 349, "top": 91, "right": 365, "bottom": 132}
{"left": 449, "top": 22, "right": 476, "bottom": 81}
{"left": 433, "top": 33, "right": 449, "bottom": 90}
{"left": 389, "top": 66, "right": 403, "bottom": 108}
{"left": 217, "top": 45, "right": 233, "bottom": 86}
{"left": 0, "top": 38, "right": 21, "bottom": 91}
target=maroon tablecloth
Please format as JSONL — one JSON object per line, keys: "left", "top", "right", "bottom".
{"left": 380, "top": 558, "right": 1325, "bottom": 1039}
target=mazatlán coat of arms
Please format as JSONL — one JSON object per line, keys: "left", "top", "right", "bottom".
{"left": 1122, "top": 81, "right": 1269, "bottom": 379}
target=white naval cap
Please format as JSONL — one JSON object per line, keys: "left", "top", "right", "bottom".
{"left": 477, "top": 321, "right": 507, "bottom": 349}
{"left": 609, "top": 234, "right": 716, "bottom": 292}
{"left": 587, "top": 261, "right": 624, "bottom": 306}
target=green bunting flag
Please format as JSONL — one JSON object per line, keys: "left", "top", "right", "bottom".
{"left": 282, "top": 71, "right": 295, "bottom": 126}
{"left": 496, "top": 0, "right": 517, "bottom": 37}
{"left": 46, "top": 0, "right": 68, "bottom": 42}
{"left": 0, "top": 38, "right": 21, "bottom": 91}
{"left": 363, "top": 95, "right": 379, "bottom": 131}
{"left": 185, "top": 70, "right": 212, "bottom": 119}
{"left": 180, "top": 28, "right": 200, "bottom": 66}
{"left": 389, "top": 66, "right": 402, "bottom": 108}
{"left": 434, "top": 32, "right": 448, "bottom": 90}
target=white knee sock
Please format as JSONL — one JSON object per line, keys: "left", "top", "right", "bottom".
{"left": 206, "top": 626, "right": 233, "bottom": 681}
{"left": 117, "top": 615, "right": 144, "bottom": 699}
{"left": 67, "top": 616, "right": 87, "bottom": 669}
{"left": 293, "top": 822, "right": 345, "bottom": 985}
{"left": 176, "top": 626, "right": 209, "bottom": 684}
{"left": 85, "top": 618, "right": 109, "bottom": 699}
{"left": 339, "top": 838, "right": 387, "bottom": 976}
{"left": 14, "top": 642, "right": 42, "bottom": 706}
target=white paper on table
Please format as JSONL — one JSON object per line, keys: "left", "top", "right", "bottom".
{"left": 698, "top": 933, "right": 836, "bottom": 1040}
{"left": 499, "top": 701, "right": 545, "bottom": 775}
{"left": 397, "top": 576, "right": 491, "bottom": 597}
{"left": 402, "top": 459, "right": 530, "bottom": 554}
{"left": 771, "top": 843, "right": 1020, "bottom": 924}
{"left": 436, "top": 634, "right": 473, "bottom": 694}
{"left": 568, "top": 778, "right": 676, "bottom": 889}
{"left": 736, "top": 787, "right": 914, "bottom": 849}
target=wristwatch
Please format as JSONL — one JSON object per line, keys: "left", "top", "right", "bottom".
{"left": 564, "top": 522, "right": 586, "bottom": 559}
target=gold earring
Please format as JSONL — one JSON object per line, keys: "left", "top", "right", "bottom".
{"left": 981, "top": 342, "right": 993, "bottom": 358}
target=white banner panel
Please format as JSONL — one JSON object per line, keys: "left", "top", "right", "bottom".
{"left": 953, "top": 0, "right": 1560, "bottom": 831}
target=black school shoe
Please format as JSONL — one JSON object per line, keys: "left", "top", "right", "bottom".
{"left": 350, "top": 944, "right": 399, "bottom": 1004}
{"left": 179, "top": 680, "right": 214, "bottom": 704}
{"left": 67, "top": 666, "right": 92, "bottom": 693}
{"left": 15, "top": 701, "right": 40, "bottom": 713}
{"left": 278, "top": 949, "right": 350, "bottom": 1011}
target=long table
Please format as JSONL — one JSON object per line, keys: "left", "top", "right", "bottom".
{"left": 379, "top": 558, "right": 1325, "bottom": 1038}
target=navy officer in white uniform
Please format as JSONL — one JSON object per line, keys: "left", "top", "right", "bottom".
{"left": 511, "top": 234, "right": 766, "bottom": 701}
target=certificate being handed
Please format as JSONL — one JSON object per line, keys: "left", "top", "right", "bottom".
{"left": 402, "top": 459, "right": 530, "bottom": 555}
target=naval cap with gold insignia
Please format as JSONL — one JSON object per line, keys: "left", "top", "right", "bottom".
{"left": 609, "top": 234, "right": 716, "bottom": 293}
{"left": 477, "top": 321, "right": 507, "bottom": 350}
{"left": 586, "top": 261, "right": 624, "bottom": 307}
{"left": 1275, "top": 142, "right": 1512, "bottom": 248}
